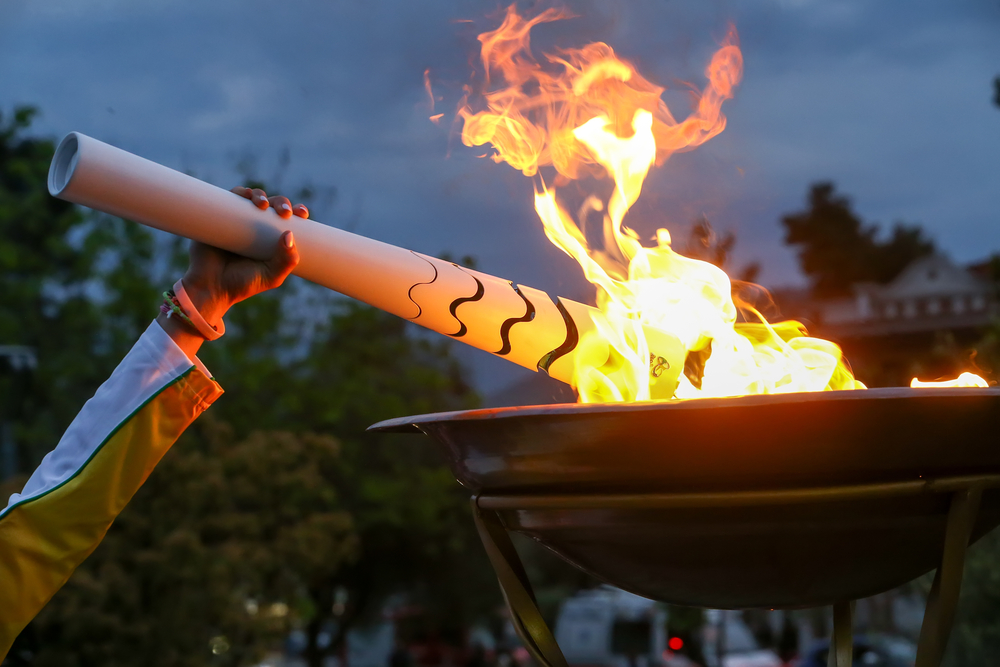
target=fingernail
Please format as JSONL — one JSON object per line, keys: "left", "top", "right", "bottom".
{"left": 284, "top": 232, "right": 295, "bottom": 249}
{"left": 281, "top": 203, "right": 291, "bottom": 212}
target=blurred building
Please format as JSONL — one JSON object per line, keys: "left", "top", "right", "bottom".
{"left": 786, "top": 254, "right": 996, "bottom": 338}
{"left": 775, "top": 254, "right": 999, "bottom": 386}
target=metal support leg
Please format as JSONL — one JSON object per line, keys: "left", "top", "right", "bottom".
{"left": 827, "top": 601, "right": 854, "bottom": 667}
{"left": 915, "top": 486, "right": 983, "bottom": 667}
{"left": 471, "top": 498, "right": 568, "bottom": 667}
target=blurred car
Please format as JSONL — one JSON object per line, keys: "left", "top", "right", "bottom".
{"left": 662, "top": 651, "right": 699, "bottom": 667}
{"left": 554, "top": 586, "right": 668, "bottom": 667}
{"left": 796, "top": 634, "right": 916, "bottom": 667}
{"left": 722, "top": 649, "right": 783, "bottom": 667}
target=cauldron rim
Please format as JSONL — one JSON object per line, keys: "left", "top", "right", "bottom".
{"left": 369, "top": 385, "right": 1000, "bottom": 433}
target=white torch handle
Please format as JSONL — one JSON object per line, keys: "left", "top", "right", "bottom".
{"left": 48, "top": 132, "right": 431, "bottom": 321}
{"left": 48, "top": 132, "right": 685, "bottom": 395}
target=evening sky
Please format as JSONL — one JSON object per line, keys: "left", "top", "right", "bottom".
{"left": 2, "top": 0, "right": 997, "bottom": 389}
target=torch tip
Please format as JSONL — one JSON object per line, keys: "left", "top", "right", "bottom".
{"left": 48, "top": 132, "right": 82, "bottom": 197}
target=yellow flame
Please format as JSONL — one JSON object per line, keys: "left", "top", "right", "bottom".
{"left": 459, "top": 5, "right": 985, "bottom": 400}
{"left": 911, "top": 373, "right": 989, "bottom": 389}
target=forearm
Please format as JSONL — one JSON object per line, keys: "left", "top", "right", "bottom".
{"left": 0, "top": 322, "right": 223, "bottom": 653}
{"left": 156, "top": 310, "right": 206, "bottom": 360}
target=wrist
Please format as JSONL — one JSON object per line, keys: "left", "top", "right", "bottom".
{"left": 180, "top": 278, "right": 230, "bottom": 327}
{"left": 157, "top": 311, "right": 205, "bottom": 359}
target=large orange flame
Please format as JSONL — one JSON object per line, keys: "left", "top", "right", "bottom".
{"left": 458, "top": 6, "right": 985, "bottom": 400}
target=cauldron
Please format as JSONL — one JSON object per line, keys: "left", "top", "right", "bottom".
{"left": 371, "top": 387, "right": 1000, "bottom": 667}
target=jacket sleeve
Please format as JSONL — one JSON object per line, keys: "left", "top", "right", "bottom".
{"left": 0, "top": 321, "right": 224, "bottom": 653}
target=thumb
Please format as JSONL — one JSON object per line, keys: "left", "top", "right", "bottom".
{"left": 262, "top": 231, "right": 300, "bottom": 289}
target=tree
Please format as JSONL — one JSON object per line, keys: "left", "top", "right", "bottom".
{"left": 782, "top": 182, "right": 935, "bottom": 298}
{"left": 683, "top": 216, "right": 760, "bottom": 285}
{"left": 0, "top": 107, "right": 172, "bottom": 477}
{"left": 228, "top": 302, "right": 494, "bottom": 667}
{"left": 21, "top": 419, "right": 358, "bottom": 667}
{"left": 940, "top": 528, "right": 1000, "bottom": 666}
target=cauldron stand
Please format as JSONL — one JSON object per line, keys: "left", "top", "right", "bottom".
{"left": 472, "top": 477, "right": 995, "bottom": 667}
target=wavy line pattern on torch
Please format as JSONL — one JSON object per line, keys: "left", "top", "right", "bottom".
{"left": 406, "top": 251, "right": 439, "bottom": 320}
{"left": 495, "top": 284, "right": 536, "bottom": 355}
{"left": 447, "top": 267, "right": 486, "bottom": 338}
{"left": 537, "top": 298, "right": 580, "bottom": 374}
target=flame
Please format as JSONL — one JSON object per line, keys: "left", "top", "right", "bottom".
{"left": 425, "top": 69, "right": 445, "bottom": 124}
{"left": 424, "top": 68, "right": 436, "bottom": 112}
{"left": 911, "top": 373, "right": 989, "bottom": 389}
{"left": 458, "top": 6, "right": 985, "bottom": 401}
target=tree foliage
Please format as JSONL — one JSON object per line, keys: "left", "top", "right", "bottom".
{"left": 25, "top": 422, "right": 357, "bottom": 667}
{"left": 782, "top": 182, "right": 935, "bottom": 297}
{"left": 945, "top": 529, "right": 1000, "bottom": 666}
{"left": 204, "top": 301, "right": 496, "bottom": 666}
{"left": 1, "top": 107, "right": 497, "bottom": 666}
{"left": 0, "top": 107, "right": 172, "bottom": 474}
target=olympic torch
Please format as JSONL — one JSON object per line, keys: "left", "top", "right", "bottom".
{"left": 48, "top": 132, "right": 684, "bottom": 395}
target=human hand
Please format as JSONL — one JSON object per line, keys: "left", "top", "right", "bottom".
{"left": 157, "top": 187, "right": 307, "bottom": 357}
{"left": 179, "top": 187, "right": 309, "bottom": 324}
{"left": 230, "top": 185, "right": 310, "bottom": 220}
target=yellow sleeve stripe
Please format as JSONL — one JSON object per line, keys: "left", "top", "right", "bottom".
{"left": 0, "top": 366, "right": 222, "bottom": 654}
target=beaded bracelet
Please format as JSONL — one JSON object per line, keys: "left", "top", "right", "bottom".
{"left": 160, "top": 290, "right": 195, "bottom": 328}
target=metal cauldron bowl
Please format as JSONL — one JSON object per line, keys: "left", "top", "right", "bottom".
{"left": 371, "top": 387, "right": 1000, "bottom": 609}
